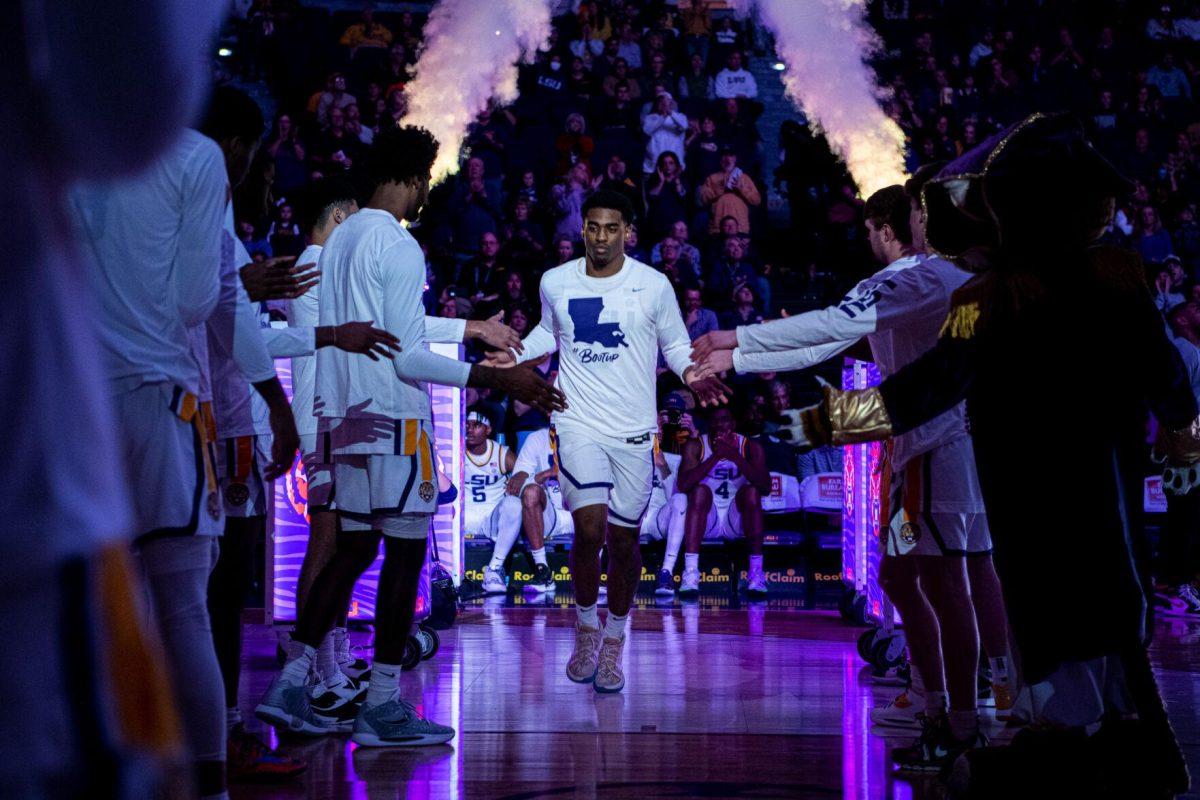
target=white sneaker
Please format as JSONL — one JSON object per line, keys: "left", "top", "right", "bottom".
{"left": 308, "top": 672, "right": 367, "bottom": 732}
{"left": 747, "top": 569, "right": 768, "bottom": 596}
{"left": 482, "top": 566, "right": 507, "bottom": 595}
{"left": 679, "top": 567, "right": 700, "bottom": 597}
{"left": 1158, "top": 583, "right": 1200, "bottom": 617}
{"left": 870, "top": 690, "right": 926, "bottom": 729}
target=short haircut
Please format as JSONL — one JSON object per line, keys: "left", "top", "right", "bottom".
{"left": 199, "top": 86, "right": 264, "bottom": 144}
{"left": 863, "top": 185, "right": 914, "bottom": 244}
{"left": 297, "top": 176, "right": 358, "bottom": 234}
{"left": 582, "top": 189, "right": 635, "bottom": 225}
{"left": 367, "top": 124, "right": 439, "bottom": 188}
{"left": 904, "top": 161, "right": 945, "bottom": 203}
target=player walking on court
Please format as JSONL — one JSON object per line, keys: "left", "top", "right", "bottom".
{"left": 493, "top": 190, "right": 727, "bottom": 692}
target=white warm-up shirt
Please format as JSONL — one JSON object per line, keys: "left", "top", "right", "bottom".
{"left": 71, "top": 129, "right": 225, "bottom": 397}
{"left": 517, "top": 256, "right": 693, "bottom": 440}
{"left": 315, "top": 208, "right": 471, "bottom": 453}
{"left": 289, "top": 241, "right": 467, "bottom": 438}
{"left": 733, "top": 253, "right": 982, "bottom": 511}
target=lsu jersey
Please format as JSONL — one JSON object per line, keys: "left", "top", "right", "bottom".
{"left": 464, "top": 440, "right": 511, "bottom": 514}
{"left": 701, "top": 433, "right": 748, "bottom": 512}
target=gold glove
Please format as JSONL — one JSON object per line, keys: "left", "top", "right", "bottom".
{"left": 778, "top": 386, "right": 894, "bottom": 448}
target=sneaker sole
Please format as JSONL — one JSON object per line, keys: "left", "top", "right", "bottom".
{"left": 351, "top": 730, "right": 455, "bottom": 747}
{"left": 870, "top": 715, "right": 923, "bottom": 730}
{"left": 567, "top": 666, "right": 598, "bottom": 684}
{"left": 894, "top": 762, "right": 944, "bottom": 774}
{"left": 482, "top": 587, "right": 508, "bottom": 595}
{"left": 254, "top": 705, "right": 333, "bottom": 736}
{"left": 527, "top": 583, "right": 557, "bottom": 594}
{"left": 594, "top": 679, "right": 625, "bottom": 693}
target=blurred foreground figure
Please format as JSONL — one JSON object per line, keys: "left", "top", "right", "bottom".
{"left": 0, "top": 1, "right": 223, "bottom": 796}
{"left": 781, "top": 114, "right": 1195, "bottom": 798}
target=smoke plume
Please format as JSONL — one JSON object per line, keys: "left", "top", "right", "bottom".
{"left": 733, "top": 0, "right": 907, "bottom": 196}
{"left": 405, "top": 0, "right": 554, "bottom": 183}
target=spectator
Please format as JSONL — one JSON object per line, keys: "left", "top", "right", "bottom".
{"left": 1174, "top": 204, "right": 1200, "bottom": 275}
{"left": 719, "top": 284, "right": 764, "bottom": 328}
{"left": 714, "top": 51, "right": 758, "bottom": 99}
{"left": 710, "top": 16, "right": 744, "bottom": 68}
{"left": 555, "top": 113, "right": 595, "bottom": 176}
{"left": 552, "top": 236, "right": 577, "bottom": 266}
{"left": 653, "top": 236, "right": 700, "bottom": 289}
{"left": 641, "top": 52, "right": 676, "bottom": 100}
{"left": 449, "top": 158, "right": 503, "bottom": 249}
{"left": 500, "top": 270, "right": 528, "bottom": 308}
{"left": 266, "top": 113, "right": 307, "bottom": 195}
{"left": 312, "top": 105, "right": 363, "bottom": 174}
{"left": 550, "top": 161, "right": 594, "bottom": 242}
{"left": 316, "top": 72, "right": 357, "bottom": 127}
{"left": 237, "top": 219, "right": 271, "bottom": 259}
{"left": 378, "top": 42, "right": 412, "bottom": 90}
{"left": 644, "top": 151, "right": 690, "bottom": 242}
{"left": 601, "top": 59, "right": 641, "bottom": 100}
{"left": 1147, "top": 51, "right": 1193, "bottom": 104}
{"left": 566, "top": 56, "right": 597, "bottom": 102}
{"left": 642, "top": 93, "right": 689, "bottom": 175}
{"left": 651, "top": 219, "right": 702, "bottom": 274}
{"left": 458, "top": 232, "right": 508, "bottom": 302}
{"left": 699, "top": 147, "right": 761, "bottom": 235}
{"left": 267, "top": 202, "right": 304, "bottom": 258}
{"left": 1155, "top": 258, "right": 1187, "bottom": 313}
{"left": 344, "top": 104, "right": 372, "bottom": 145}
{"left": 678, "top": 52, "right": 714, "bottom": 108}
{"left": 682, "top": 287, "right": 719, "bottom": 340}
{"left": 706, "top": 235, "right": 760, "bottom": 309}
{"left": 506, "top": 303, "right": 533, "bottom": 339}
{"left": 616, "top": 22, "right": 643, "bottom": 70}
{"left": 340, "top": 6, "right": 393, "bottom": 52}
{"left": 686, "top": 114, "right": 725, "bottom": 182}
{"left": 1138, "top": 205, "right": 1176, "bottom": 265}
{"left": 504, "top": 197, "right": 546, "bottom": 263}
{"left": 592, "top": 153, "right": 643, "bottom": 220}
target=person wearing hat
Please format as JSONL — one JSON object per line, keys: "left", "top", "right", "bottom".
{"left": 772, "top": 113, "right": 1196, "bottom": 795}
{"left": 699, "top": 146, "right": 761, "bottom": 236}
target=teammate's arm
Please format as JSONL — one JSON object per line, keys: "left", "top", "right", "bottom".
{"left": 654, "top": 278, "right": 731, "bottom": 404}
{"left": 174, "top": 141, "right": 227, "bottom": 327}
{"left": 730, "top": 338, "right": 859, "bottom": 375}
{"left": 504, "top": 447, "right": 518, "bottom": 475}
{"left": 514, "top": 281, "right": 560, "bottom": 365}
{"left": 676, "top": 437, "right": 721, "bottom": 494}
{"left": 425, "top": 312, "right": 523, "bottom": 353}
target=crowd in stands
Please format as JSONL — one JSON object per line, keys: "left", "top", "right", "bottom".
{"left": 225, "top": 0, "right": 1200, "bottom": 461}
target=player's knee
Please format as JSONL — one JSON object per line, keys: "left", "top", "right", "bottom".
{"left": 521, "top": 485, "right": 544, "bottom": 511}
{"left": 688, "top": 484, "right": 713, "bottom": 509}
{"left": 879, "top": 556, "right": 918, "bottom": 598}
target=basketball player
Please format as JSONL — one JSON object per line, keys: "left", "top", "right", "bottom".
{"left": 493, "top": 189, "right": 729, "bottom": 693}
{"left": 257, "top": 125, "right": 563, "bottom": 746}
{"left": 288, "top": 179, "right": 524, "bottom": 704}
{"left": 691, "top": 176, "right": 1012, "bottom": 769}
{"left": 460, "top": 409, "right": 522, "bottom": 594}
{"left": 507, "top": 426, "right": 574, "bottom": 594}
{"left": 675, "top": 406, "right": 772, "bottom": 598}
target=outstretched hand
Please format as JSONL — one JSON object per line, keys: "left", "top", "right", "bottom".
{"left": 471, "top": 312, "right": 524, "bottom": 354}
{"left": 488, "top": 364, "right": 567, "bottom": 416}
{"left": 240, "top": 257, "right": 320, "bottom": 302}
{"left": 690, "top": 329, "right": 738, "bottom": 363}
{"left": 691, "top": 348, "right": 735, "bottom": 380}
{"left": 332, "top": 321, "right": 401, "bottom": 360}
{"left": 685, "top": 368, "right": 732, "bottom": 407}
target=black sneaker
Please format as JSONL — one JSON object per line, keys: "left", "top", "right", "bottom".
{"left": 655, "top": 568, "right": 675, "bottom": 597}
{"left": 892, "top": 714, "right": 986, "bottom": 774}
{"left": 527, "top": 563, "right": 557, "bottom": 594}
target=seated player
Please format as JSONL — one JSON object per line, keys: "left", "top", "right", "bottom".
{"left": 507, "top": 426, "right": 569, "bottom": 593}
{"left": 462, "top": 409, "right": 524, "bottom": 594}
{"left": 675, "top": 406, "right": 772, "bottom": 598}
{"left": 641, "top": 402, "right": 688, "bottom": 596}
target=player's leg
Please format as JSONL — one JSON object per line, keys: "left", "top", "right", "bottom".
{"left": 604, "top": 522, "right": 642, "bottom": 619}
{"left": 735, "top": 484, "right": 767, "bottom": 596}
{"left": 522, "top": 485, "right": 557, "bottom": 593}
{"left": 556, "top": 431, "right": 613, "bottom": 684}
{"left": 207, "top": 514, "right": 260, "bottom": 730}
{"left": 657, "top": 494, "right": 687, "bottom": 596}
{"left": 964, "top": 515, "right": 1014, "bottom": 711}
{"left": 914, "top": 554, "right": 979, "bottom": 732}
{"left": 485, "top": 497, "right": 523, "bottom": 593}
{"left": 296, "top": 509, "right": 340, "bottom": 675}
{"left": 874, "top": 552, "right": 946, "bottom": 729}
{"left": 680, "top": 484, "right": 713, "bottom": 597}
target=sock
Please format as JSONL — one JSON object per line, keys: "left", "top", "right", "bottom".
{"left": 365, "top": 662, "right": 401, "bottom": 707}
{"left": 489, "top": 496, "right": 523, "bottom": 570}
{"left": 334, "top": 626, "right": 351, "bottom": 664}
{"left": 684, "top": 553, "right": 700, "bottom": 573}
{"left": 605, "top": 612, "right": 629, "bottom": 641}
{"left": 909, "top": 662, "right": 925, "bottom": 695}
{"left": 316, "top": 631, "right": 340, "bottom": 680}
{"left": 281, "top": 642, "right": 316, "bottom": 685}
{"left": 948, "top": 709, "right": 980, "bottom": 742}
{"left": 989, "top": 655, "right": 1010, "bottom": 685}
{"left": 225, "top": 706, "right": 242, "bottom": 731}
{"left": 531, "top": 547, "right": 548, "bottom": 567}
{"left": 925, "top": 690, "right": 949, "bottom": 716}
{"left": 663, "top": 504, "right": 685, "bottom": 572}
{"left": 577, "top": 602, "right": 599, "bottom": 629}
{"left": 749, "top": 554, "right": 764, "bottom": 575}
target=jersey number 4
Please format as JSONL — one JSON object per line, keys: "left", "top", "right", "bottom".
{"left": 714, "top": 481, "right": 731, "bottom": 500}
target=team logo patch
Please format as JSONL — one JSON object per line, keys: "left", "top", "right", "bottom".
{"left": 418, "top": 481, "right": 436, "bottom": 503}
{"left": 899, "top": 521, "right": 921, "bottom": 546}
{"left": 225, "top": 482, "right": 250, "bottom": 507}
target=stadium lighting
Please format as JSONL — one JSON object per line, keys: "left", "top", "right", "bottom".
{"left": 218, "top": 47, "right": 234, "bottom": 57}
{"left": 773, "top": 61, "right": 786, "bottom": 71}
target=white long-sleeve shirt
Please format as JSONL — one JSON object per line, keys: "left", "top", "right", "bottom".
{"left": 733, "top": 254, "right": 982, "bottom": 510}
{"left": 316, "top": 208, "right": 472, "bottom": 453}
{"left": 289, "top": 241, "right": 467, "bottom": 437}
{"left": 517, "top": 256, "right": 693, "bottom": 439}
{"left": 714, "top": 68, "right": 758, "bottom": 98}
{"left": 71, "top": 129, "right": 226, "bottom": 397}
{"left": 642, "top": 111, "right": 688, "bottom": 173}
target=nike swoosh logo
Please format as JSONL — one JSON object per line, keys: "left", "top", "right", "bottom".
{"left": 632, "top": 287, "right": 645, "bottom": 292}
